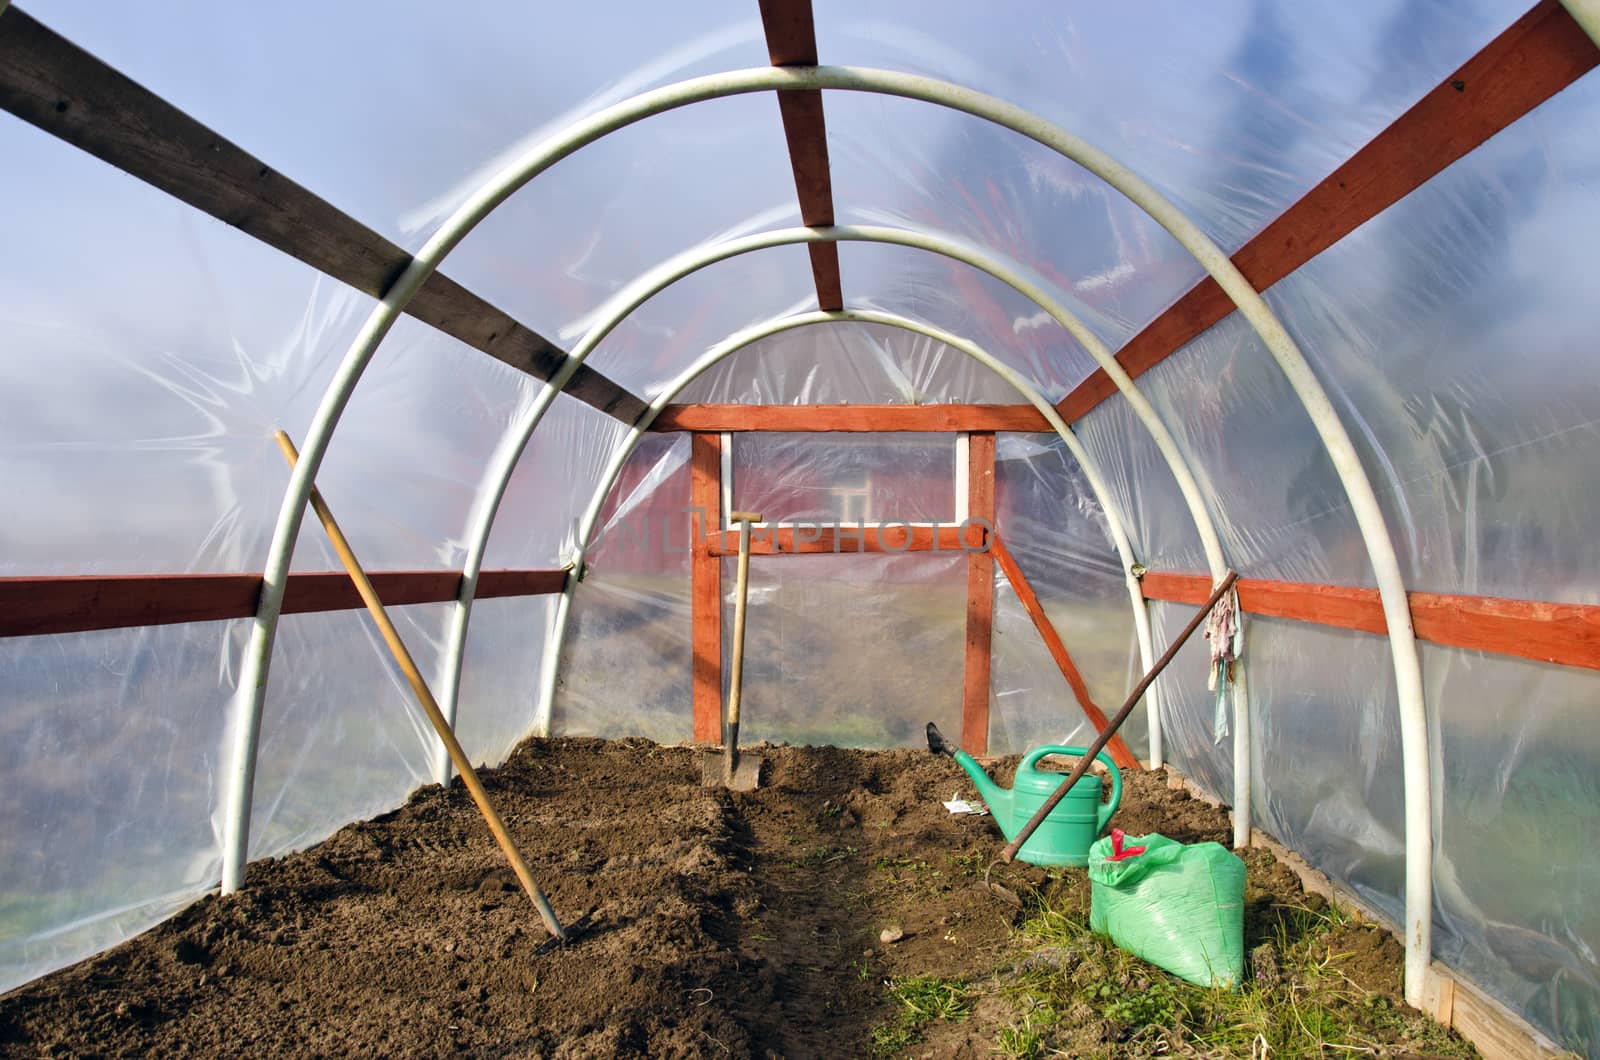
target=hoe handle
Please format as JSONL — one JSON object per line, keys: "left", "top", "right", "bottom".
{"left": 275, "top": 430, "right": 568, "bottom": 943}
{"left": 1000, "top": 570, "right": 1239, "bottom": 863}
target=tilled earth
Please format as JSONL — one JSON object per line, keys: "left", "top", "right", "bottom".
{"left": 0, "top": 738, "right": 1456, "bottom": 1057}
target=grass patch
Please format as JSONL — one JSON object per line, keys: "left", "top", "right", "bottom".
{"left": 994, "top": 890, "right": 1478, "bottom": 1058}
{"left": 869, "top": 975, "right": 970, "bottom": 1056}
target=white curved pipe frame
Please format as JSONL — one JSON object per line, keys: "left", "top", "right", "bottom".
{"left": 435, "top": 220, "right": 1238, "bottom": 794}
{"left": 489, "top": 308, "right": 1165, "bottom": 767}
{"left": 221, "top": 64, "right": 1428, "bottom": 1004}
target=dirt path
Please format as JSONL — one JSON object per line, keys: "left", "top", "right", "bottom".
{"left": 0, "top": 738, "right": 1473, "bottom": 1058}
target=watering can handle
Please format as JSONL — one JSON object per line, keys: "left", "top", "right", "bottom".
{"left": 1017, "top": 745, "right": 1123, "bottom": 832}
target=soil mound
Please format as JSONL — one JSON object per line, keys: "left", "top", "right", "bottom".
{"left": 0, "top": 738, "right": 1469, "bottom": 1058}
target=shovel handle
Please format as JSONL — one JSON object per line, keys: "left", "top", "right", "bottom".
{"left": 725, "top": 513, "right": 761, "bottom": 736}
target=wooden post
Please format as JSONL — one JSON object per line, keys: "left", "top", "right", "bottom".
{"left": 690, "top": 433, "right": 723, "bottom": 743}
{"left": 961, "top": 432, "right": 996, "bottom": 754}
{"left": 989, "top": 535, "right": 1139, "bottom": 771}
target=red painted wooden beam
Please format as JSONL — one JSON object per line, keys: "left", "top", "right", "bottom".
{"left": 758, "top": 0, "right": 843, "bottom": 310}
{"left": 0, "top": 568, "right": 567, "bottom": 638}
{"left": 961, "top": 433, "right": 997, "bottom": 754}
{"left": 649, "top": 402, "right": 1053, "bottom": 433}
{"left": 1057, "top": 0, "right": 1600, "bottom": 424}
{"left": 991, "top": 536, "right": 1139, "bottom": 771}
{"left": 1139, "top": 572, "right": 1600, "bottom": 673}
{"left": 689, "top": 433, "right": 724, "bottom": 743}
{"left": 706, "top": 523, "right": 985, "bottom": 556}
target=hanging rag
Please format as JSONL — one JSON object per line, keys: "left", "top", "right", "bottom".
{"left": 1205, "top": 587, "right": 1242, "bottom": 745}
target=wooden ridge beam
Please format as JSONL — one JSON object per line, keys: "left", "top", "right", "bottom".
{"left": 0, "top": 568, "right": 568, "bottom": 638}
{"left": 706, "top": 523, "right": 984, "bottom": 555}
{"left": 1140, "top": 571, "right": 1600, "bottom": 673}
{"left": 650, "top": 402, "right": 1052, "bottom": 433}
{"left": 990, "top": 536, "right": 1139, "bottom": 771}
{"left": 758, "top": 0, "right": 843, "bottom": 310}
{"left": 1056, "top": 0, "right": 1600, "bottom": 424}
{"left": 0, "top": 7, "right": 647, "bottom": 422}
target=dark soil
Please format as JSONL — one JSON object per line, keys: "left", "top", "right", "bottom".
{"left": 0, "top": 738, "right": 1456, "bottom": 1057}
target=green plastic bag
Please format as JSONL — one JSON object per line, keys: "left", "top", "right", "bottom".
{"left": 1088, "top": 831, "right": 1246, "bottom": 988}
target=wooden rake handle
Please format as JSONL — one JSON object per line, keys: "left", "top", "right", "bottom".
{"left": 999, "top": 570, "right": 1240, "bottom": 864}
{"left": 274, "top": 430, "right": 567, "bottom": 943}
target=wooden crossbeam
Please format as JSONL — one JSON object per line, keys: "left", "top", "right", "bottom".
{"left": 0, "top": 7, "right": 648, "bottom": 423}
{"left": 1140, "top": 572, "right": 1600, "bottom": 673}
{"left": 758, "top": 0, "right": 843, "bottom": 310}
{"left": 0, "top": 568, "right": 567, "bottom": 638}
{"left": 1056, "top": 0, "right": 1600, "bottom": 424}
{"left": 706, "top": 523, "right": 984, "bottom": 555}
{"left": 990, "top": 536, "right": 1138, "bottom": 771}
{"left": 650, "top": 402, "right": 1053, "bottom": 432}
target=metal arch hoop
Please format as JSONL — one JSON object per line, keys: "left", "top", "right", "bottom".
{"left": 447, "top": 308, "right": 1165, "bottom": 781}
{"left": 220, "top": 63, "right": 1428, "bottom": 1004}
{"left": 433, "top": 223, "right": 1230, "bottom": 800}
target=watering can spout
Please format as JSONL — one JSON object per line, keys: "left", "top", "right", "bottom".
{"left": 925, "top": 723, "right": 1013, "bottom": 828}
{"left": 927, "top": 722, "right": 1123, "bottom": 867}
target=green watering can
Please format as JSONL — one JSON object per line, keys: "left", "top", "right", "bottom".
{"left": 927, "top": 721, "right": 1122, "bottom": 867}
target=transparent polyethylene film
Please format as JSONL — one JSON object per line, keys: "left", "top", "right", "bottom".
{"left": 1424, "top": 644, "right": 1600, "bottom": 1054}
{"left": 675, "top": 320, "right": 1020, "bottom": 406}
{"left": 552, "top": 436, "right": 693, "bottom": 742}
{"left": 0, "top": 115, "right": 367, "bottom": 575}
{"left": 480, "top": 395, "right": 633, "bottom": 570}
{"left": 827, "top": 94, "right": 1206, "bottom": 352}
{"left": 722, "top": 553, "right": 967, "bottom": 749}
{"left": 246, "top": 603, "right": 455, "bottom": 861}
{"left": 579, "top": 243, "right": 819, "bottom": 396}
{"left": 1144, "top": 600, "right": 1233, "bottom": 801}
{"left": 814, "top": 0, "right": 1523, "bottom": 253}
{"left": 0, "top": 113, "right": 562, "bottom": 576}
{"left": 1137, "top": 312, "right": 1371, "bottom": 585}
{"left": 1258, "top": 72, "right": 1600, "bottom": 603}
{"left": 27, "top": 2, "right": 771, "bottom": 256}
{"left": 452, "top": 594, "right": 555, "bottom": 770}
{"left": 1073, "top": 396, "right": 1207, "bottom": 570}
{"left": 1237, "top": 618, "right": 1407, "bottom": 926}
{"left": 988, "top": 435, "right": 1143, "bottom": 757}
{"left": 0, "top": 621, "right": 235, "bottom": 994}
{"left": 731, "top": 433, "right": 958, "bottom": 525}
{"left": 253, "top": 597, "right": 555, "bottom": 862}
{"left": 838, "top": 242, "right": 1102, "bottom": 399}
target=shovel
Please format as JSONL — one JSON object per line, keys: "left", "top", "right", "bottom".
{"left": 702, "top": 511, "right": 764, "bottom": 790}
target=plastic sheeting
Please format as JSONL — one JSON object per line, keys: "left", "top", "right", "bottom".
{"left": 732, "top": 432, "right": 958, "bottom": 525}
{"left": 677, "top": 320, "right": 1020, "bottom": 406}
{"left": 5, "top": 1, "right": 1598, "bottom": 1050}
{"left": 840, "top": 242, "right": 1103, "bottom": 400}
{"left": 989, "top": 435, "right": 1143, "bottom": 757}
{"left": 1145, "top": 600, "right": 1235, "bottom": 804}
{"left": 819, "top": 0, "right": 1524, "bottom": 314}
{"left": 553, "top": 435, "right": 693, "bottom": 741}
{"left": 1425, "top": 645, "right": 1600, "bottom": 1053}
{"left": 0, "top": 622, "right": 234, "bottom": 995}
{"left": 726, "top": 435, "right": 966, "bottom": 747}
{"left": 1124, "top": 70, "right": 1600, "bottom": 1051}
{"left": 724, "top": 553, "right": 967, "bottom": 748}
{"left": 1264, "top": 72, "right": 1600, "bottom": 605}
